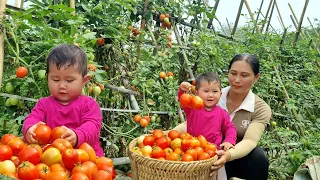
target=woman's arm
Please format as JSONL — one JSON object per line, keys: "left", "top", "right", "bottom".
{"left": 173, "top": 121, "right": 187, "bottom": 133}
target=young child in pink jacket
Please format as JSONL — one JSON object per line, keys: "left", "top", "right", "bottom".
{"left": 22, "top": 44, "right": 103, "bottom": 156}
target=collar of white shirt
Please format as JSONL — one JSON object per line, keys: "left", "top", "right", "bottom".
{"left": 218, "top": 86, "right": 255, "bottom": 114}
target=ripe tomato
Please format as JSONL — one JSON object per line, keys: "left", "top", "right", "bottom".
{"left": 170, "top": 138, "right": 182, "bottom": 150}
{"left": 143, "top": 116, "right": 151, "bottom": 123}
{"left": 197, "top": 135, "right": 208, "bottom": 148}
{"left": 190, "top": 138, "right": 201, "bottom": 148}
{"left": 79, "top": 142, "right": 96, "bottom": 163}
{"left": 163, "top": 147, "right": 173, "bottom": 157}
{"left": 1, "top": 134, "right": 16, "bottom": 145}
{"left": 167, "top": 71, "right": 174, "bottom": 77}
{"left": 168, "top": 130, "right": 180, "bottom": 140}
{"left": 72, "top": 164, "right": 90, "bottom": 178}
{"left": 165, "top": 152, "right": 179, "bottom": 161}
{"left": 45, "top": 171, "right": 68, "bottom": 180}
{"left": 205, "top": 143, "right": 217, "bottom": 152}
{"left": 17, "top": 161, "right": 39, "bottom": 180}
{"left": 36, "top": 163, "right": 50, "bottom": 180}
{"left": 40, "top": 147, "right": 62, "bottom": 167}
{"left": 28, "top": 144, "right": 43, "bottom": 156}
{"left": 92, "top": 170, "right": 112, "bottom": 180}
{"left": 204, "top": 149, "right": 216, "bottom": 157}
{"left": 173, "top": 147, "right": 183, "bottom": 155}
{"left": 88, "top": 64, "right": 97, "bottom": 71}
{"left": 95, "top": 164, "right": 116, "bottom": 179}
{"left": 51, "top": 126, "right": 66, "bottom": 141}
{"left": 152, "top": 129, "right": 164, "bottom": 140}
{"left": 181, "top": 153, "right": 194, "bottom": 161}
{"left": 133, "top": 114, "right": 141, "bottom": 122}
{"left": 16, "top": 66, "right": 28, "bottom": 78}
{"left": 70, "top": 172, "right": 89, "bottom": 180}
{"left": 95, "top": 157, "right": 113, "bottom": 167}
{"left": 97, "top": 38, "right": 105, "bottom": 46}
{"left": 159, "top": 14, "right": 165, "bottom": 22}
{"left": 6, "top": 172, "right": 18, "bottom": 179}
{"left": 52, "top": 138, "right": 72, "bottom": 152}
{"left": 7, "top": 137, "right": 25, "bottom": 156}
{"left": 0, "top": 144, "right": 12, "bottom": 161}
{"left": 159, "top": 72, "right": 166, "bottom": 79}
{"left": 180, "top": 132, "right": 192, "bottom": 140}
{"left": 141, "top": 145, "right": 152, "bottom": 156}
{"left": 0, "top": 160, "right": 16, "bottom": 175}
{"left": 179, "top": 93, "right": 192, "bottom": 107}
{"left": 10, "top": 156, "right": 20, "bottom": 167}
{"left": 34, "top": 124, "right": 52, "bottom": 145}
{"left": 62, "top": 148, "right": 80, "bottom": 169}
{"left": 186, "top": 148, "right": 197, "bottom": 160}
{"left": 18, "top": 146, "right": 41, "bottom": 165}
{"left": 50, "top": 164, "right": 69, "bottom": 175}
{"left": 143, "top": 135, "right": 155, "bottom": 146}
{"left": 181, "top": 139, "right": 191, "bottom": 151}
{"left": 139, "top": 118, "right": 149, "bottom": 127}
{"left": 191, "top": 96, "right": 204, "bottom": 110}
{"left": 151, "top": 146, "right": 165, "bottom": 158}
{"left": 156, "top": 136, "right": 170, "bottom": 149}
{"left": 82, "top": 161, "right": 98, "bottom": 179}
{"left": 197, "top": 152, "right": 210, "bottom": 160}
{"left": 194, "top": 146, "right": 204, "bottom": 156}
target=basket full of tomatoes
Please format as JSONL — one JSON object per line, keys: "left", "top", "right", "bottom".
{"left": 128, "top": 129, "right": 218, "bottom": 180}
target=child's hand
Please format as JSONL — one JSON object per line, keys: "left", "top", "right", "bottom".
{"left": 25, "top": 121, "right": 45, "bottom": 144}
{"left": 61, "top": 126, "right": 78, "bottom": 147}
{"left": 220, "top": 142, "right": 234, "bottom": 151}
{"left": 179, "top": 82, "right": 192, "bottom": 92}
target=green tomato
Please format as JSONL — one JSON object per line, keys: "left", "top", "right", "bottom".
{"left": 9, "top": 97, "right": 19, "bottom": 106}
{"left": 88, "top": 52, "right": 95, "bottom": 61}
{"left": 156, "top": 117, "right": 161, "bottom": 123}
{"left": 151, "top": 116, "right": 156, "bottom": 123}
{"left": 5, "top": 99, "right": 11, "bottom": 107}
{"left": 93, "top": 86, "right": 101, "bottom": 95}
{"left": 168, "top": 76, "right": 173, "bottom": 81}
{"left": 165, "top": 77, "right": 169, "bottom": 81}
{"left": 5, "top": 83, "right": 14, "bottom": 93}
{"left": 164, "top": 17, "right": 170, "bottom": 24}
{"left": 37, "top": 70, "right": 46, "bottom": 79}
{"left": 271, "top": 121, "right": 277, "bottom": 127}
{"left": 17, "top": 100, "right": 25, "bottom": 108}
{"left": 84, "top": 29, "right": 91, "bottom": 34}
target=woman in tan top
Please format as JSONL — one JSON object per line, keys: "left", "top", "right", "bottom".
{"left": 211, "top": 54, "right": 272, "bottom": 180}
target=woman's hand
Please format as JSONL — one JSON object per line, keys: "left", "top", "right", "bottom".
{"left": 179, "top": 82, "right": 192, "bottom": 92}
{"left": 210, "top": 150, "right": 231, "bottom": 176}
{"left": 220, "top": 142, "right": 234, "bottom": 151}
{"left": 61, "top": 126, "right": 78, "bottom": 147}
{"left": 25, "top": 121, "right": 45, "bottom": 144}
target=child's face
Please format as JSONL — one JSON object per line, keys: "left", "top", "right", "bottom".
{"left": 196, "top": 81, "right": 221, "bottom": 110}
{"left": 48, "top": 64, "right": 89, "bottom": 104}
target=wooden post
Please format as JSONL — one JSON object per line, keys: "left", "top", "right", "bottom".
{"left": 226, "top": 18, "right": 232, "bottom": 34}
{"left": 253, "top": 0, "right": 264, "bottom": 33}
{"left": 288, "top": 3, "right": 299, "bottom": 25}
{"left": 20, "top": 0, "right": 24, "bottom": 9}
{"left": 70, "top": 0, "right": 75, "bottom": 16}
{"left": 207, "top": 0, "right": 220, "bottom": 29}
{"left": 260, "top": 0, "right": 273, "bottom": 32}
{"left": 231, "top": 0, "right": 245, "bottom": 36}
{"left": 274, "top": 0, "right": 285, "bottom": 30}
{"left": 265, "top": 0, "right": 275, "bottom": 33}
{"left": 0, "top": 0, "right": 6, "bottom": 87}
{"left": 244, "top": 0, "right": 259, "bottom": 33}
{"left": 293, "top": 0, "right": 309, "bottom": 47}
{"left": 307, "top": 17, "right": 319, "bottom": 37}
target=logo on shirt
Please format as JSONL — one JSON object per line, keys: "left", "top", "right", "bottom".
{"left": 241, "top": 120, "right": 251, "bottom": 129}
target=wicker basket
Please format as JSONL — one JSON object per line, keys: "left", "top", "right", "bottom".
{"left": 128, "top": 137, "right": 218, "bottom": 180}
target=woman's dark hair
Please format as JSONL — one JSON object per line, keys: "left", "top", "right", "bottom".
{"left": 195, "top": 72, "right": 221, "bottom": 90}
{"left": 46, "top": 44, "right": 88, "bottom": 77}
{"left": 228, "top": 54, "right": 260, "bottom": 75}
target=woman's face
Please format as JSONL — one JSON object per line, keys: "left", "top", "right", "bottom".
{"left": 228, "top": 60, "right": 260, "bottom": 94}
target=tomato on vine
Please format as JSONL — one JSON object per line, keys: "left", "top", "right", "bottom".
{"left": 16, "top": 66, "right": 28, "bottom": 78}
{"left": 97, "top": 38, "right": 105, "bottom": 46}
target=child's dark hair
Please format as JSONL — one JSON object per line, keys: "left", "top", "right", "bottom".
{"left": 228, "top": 54, "right": 260, "bottom": 75}
{"left": 46, "top": 44, "right": 88, "bottom": 77}
{"left": 195, "top": 72, "right": 221, "bottom": 90}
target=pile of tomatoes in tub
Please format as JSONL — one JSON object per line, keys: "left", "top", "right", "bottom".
{"left": 0, "top": 124, "right": 116, "bottom": 180}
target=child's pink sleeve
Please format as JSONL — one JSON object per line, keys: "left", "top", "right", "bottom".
{"left": 72, "top": 99, "right": 102, "bottom": 148}
{"left": 22, "top": 99, "right": 46, "bottom": 138}
{"left": 221, "top": 111, "right": 237, "bottom": 145}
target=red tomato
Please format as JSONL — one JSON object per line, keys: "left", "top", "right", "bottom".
{"left": 165, "top": 152, "right": 179, "bottom": 161}
{"left": 51, "top": 126, "right": 66, "bottom": 141}
{"left": 50, "top": 163, "right": 68, "bottom": 173}
{"left": 72, "top": 164, "right": 90, "bottom": 178}
{"left": 180, "top": 132, "right": 192, "bottom": 140}
{"left": 143, "top": 116, "right": 151, "bottom": 123}
{"left": 18, "top": 146, "right": 41, "bottom": 165}
{"left": 179, "top": 93, "right": 192, "bottom": 107}
{"left": 181, "top": 153, "right": 194, "bottom": 161}
{"left": 204, "top": 149, "right": 216, "bottom": 157}
{"left": 139, "top": 118, "right": 149, "bottom": 127}
{"left": 28, "top": 144, "right": 43, "bottom": 156}
{"left": 97, "top": 38, "right": 105, "bottom": 46}
{"left": 79, "top": 142, "right": 96, "bottom": 163}
{"left": 152, "top": 129, "right": 164, "bottom": 140}
{"left": 62, "top": 148, "right": 80, "bottom": 169}
{"left": 92, "top": 170, "right": 112, "bottom": 180}
{"left": 143, "top": 135, "right": 155, "bottom": 146}
{"left": 197, "top": 135, "right": 208, "bottom": 148}
{"left": 168, "top": 130, "right": 180, "bottom": 140}
{"left": 164, "top": 147, "right": 173, "bottom": 157}
{"left": 1, "top": 134, "right": 16, "bottom": 145}
{"left": 181, "top": 139, "right": 191, "bottom": 151}
{"left": 133, "top": 114, "right": 141, "bottom": 123}
{"left": 82, "top": 161, "right": 98, "bottom": 180}
{"left": 190, "top": 138, "right": 201, "bottom": 148}
{"left": 45, "top": 171, "right": 68, "bottom": 180}
{"left": 151, "top": 146, "right": 165, "bottom": 158}
{"left": 197, "top": 152, "right": 210, "bottom": 160}
{"left": 155, "top": 137, "right": 170, "bottom": 149}
{"left": 34, "top": 124, "right": 52, "bottom": 145}
{"left": 186, "top": 148, "right": 198, "bottom": 160}
{"left": 36, "top": 163, "right": 50, "bottom": 180}
{"left": 52, "top": 138, "right": 72, "bottom": 152}
{"left": 70, "top": 172, "right": 89, "bottom": 180}
{"left": 16, "top": 66, "right": 28, "bottom": 78}
{"left": 75, "top": 149, "right": 90, "bottom": 163}
{"left": 95, "top": 157, "right": 113, "bottom": 167}
{"left": 0, "top": 144, "right": 12, "bottom": 161}
{"left": 7, "top": 137, "right": 25, "bottom": 156}
{"left": 95, "top": 164, "right": 116, "bottom": 179}
{"left": 205, "top": 143, "right": 217, "bottom": 152}
{"left": 17, "top": 161, "right": 40, "bottom": 180}
{"left": 10, "top": 156, "right": 20, "bottom": 167}
{"left": 40, "top": 147, "right": 62, "bottom": 167}
{"left": 191, "top": 96, "right": 204, "bottom": 110}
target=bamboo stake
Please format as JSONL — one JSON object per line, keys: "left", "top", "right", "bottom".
{"left": 70, "top": 0, "right": 75, "bottom": 16}
{"left": 274, "top": 0, "right": 285, "bottom": 30}
{"left": 231, "top": 0, "right": 245, "bottom": 36}
{"left": 290, "top": 15, "right": 298, "bottom": 30}
{"left": 288, "top": 3, "right": 299, "bottom": 25}
{"left": 244, "top": 0, "right": 259, "bottom": 33}
{"left": 253, "top": 0, "right": 264, "bottom": 34}
{"left": 216, "top": 17, "right": 227, "bottom": 35}
{"left": 260, "top": 0, "right": 273, "bottom": 32}
{"left": 15, "top": 0, "right": 19, "bottom": 7}
{"left": 0, "top": 0, "right": 6, "bottom": 87}
{"left": 293, "top": 0, "right": 309, "bottom": 47}
{"left": 265, "top": 0, "right": 275, "bottom": 33}
{"left": 20, "top": 0, "right": 24, "bottom": 9}
{"left": 226, "top": 18, "right": 232, "bottom": 35}
{"left": 173, "top": 24, "right": 195, "bottom": 80}
{"left": 207, "top": 0, "right": 220, "bottom": 29}
{"left": 307, "top": 17, "right": 319, "bottom": 37}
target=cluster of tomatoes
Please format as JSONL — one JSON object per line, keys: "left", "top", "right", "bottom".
{"left": 86, "top": 64, "right": 105, "bottom": 96}
{"left": 131, "top": 129, "right": 217, "bottom": 161}
{"left": 134, "top": 114, "right": 152, "bottom": 128}
{"left": 159, "top": 71, "right": 174, "bottom": 81}
{"left": 179, "top": 92, "right": 204, "bottom": 110}
{"left": 129, "top": 26, "right": 141, "bottom": 39}
{"left": 0, "top": 124, "right": 116, "bottom": 180}
{"left": 159, "top": 14, "right": 171, "bottom": 29}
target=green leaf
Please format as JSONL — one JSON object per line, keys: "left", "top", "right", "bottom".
{"left": 47, "top": 27, "right": 62, "bottom": 35}
{"left": 82, "top": 32, "right": 97, "bottom": 40}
